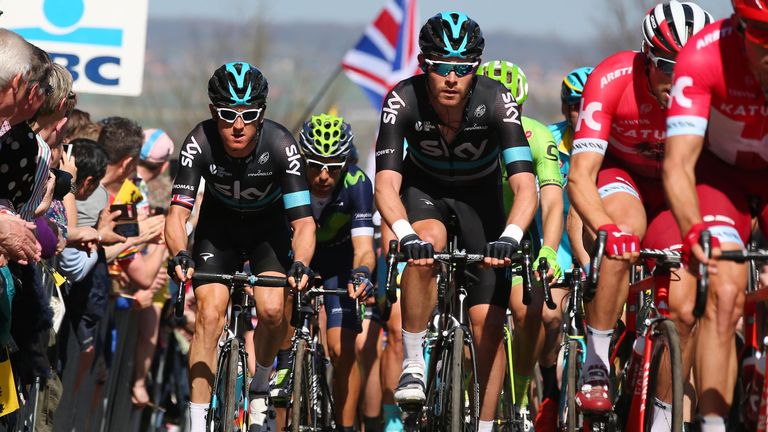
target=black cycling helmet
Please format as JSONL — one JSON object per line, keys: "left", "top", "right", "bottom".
{"left": 418, "top": 11, "right": 484, "bottom": 60}
{"left": 208, "top": 61, "right": 268, "bottom": 107}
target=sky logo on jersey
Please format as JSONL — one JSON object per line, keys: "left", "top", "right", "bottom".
{"left": 5, "top": 0, "right": 148, "bottom": 96}
{"left": 285, "top": 145, "right": 302, "bottom": 176}
{"left": 501, "top": 93, "right": 521, "bottom": 124}
{"left": 382, "top": 91, "right": 405, "bottom": 125}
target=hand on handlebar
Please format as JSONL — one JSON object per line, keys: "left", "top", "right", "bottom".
{"left": 683, "top": 223, "right": 721, "bottom": 274}
{"left": 400, "top": 234, "right": 434, "bottom": 266}
{"left": 348, "top": 266, "right": 375, "bottom": 304}
{"left": 288, "top": 261, "right": 313, "bottom": 291}
{"left": 484, "top": 236, "right": 519, "bottom": 268}
{"left": 535, "top": 246, "right": 561, "bottom": 282}
{"left": 168, "top": 250, "right": 195, "bottom": 283}
{"left": 598, "top": 224, "right": 640, "bottom": 261}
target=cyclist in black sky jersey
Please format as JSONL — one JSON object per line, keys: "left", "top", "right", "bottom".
{"left": 374, "top": 12, "right": 537, "bottom": 432}
{"left": 164, "top": 62, "right": 316, "bottom": 432}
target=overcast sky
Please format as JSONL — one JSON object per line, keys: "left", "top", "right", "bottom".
{"left": 149, "top": 0, "right": 734, "bottom": 41}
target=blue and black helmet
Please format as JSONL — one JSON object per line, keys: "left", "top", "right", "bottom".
{"left": 208, "top": 61, "right": 268, "bottom": 107}
{"left": 560, "top": 66, "right": 593, "bottom": 104}
{"left": 419, "top": 11, "right": 484, "bottom": 60}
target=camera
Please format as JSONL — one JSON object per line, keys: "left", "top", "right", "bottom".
{"left": 51, "top": 168, "right": 73, "bottom": 201}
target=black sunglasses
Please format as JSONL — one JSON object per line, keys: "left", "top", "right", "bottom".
{"left": 647, "top": 50, "right": 676, "bottom": 76}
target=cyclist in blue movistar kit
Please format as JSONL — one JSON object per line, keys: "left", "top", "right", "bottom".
{"left": 271, "top": 113, "right": 376, "bottom": 432}
{"left": 164, "top": 62, "right": 316, "bottom": 432}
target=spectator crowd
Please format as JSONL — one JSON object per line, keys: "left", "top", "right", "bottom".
{"left": 0, "top": 28, "right": 181, "bottom": 431}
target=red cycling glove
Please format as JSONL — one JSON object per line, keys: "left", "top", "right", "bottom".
{"left": 598, "top": 224, "right": 640, "bottom": 258}
{"left": 681, "top": 222, "right": 720, "bottom": 266}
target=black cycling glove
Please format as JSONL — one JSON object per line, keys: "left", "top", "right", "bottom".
{"left": 168, "top": 250, "right": 195, "bottom": 281}
{"left": 484, "top": 236, "right": 519, "bottom": 261}
{"left": 288, "top": 261, "right": 313, "bottom": 289}
{"left": 400, "top": 234, "right": 434, "bottom": 261}
{"left": 350, "top": 266, "right": 374, "bottom": 300}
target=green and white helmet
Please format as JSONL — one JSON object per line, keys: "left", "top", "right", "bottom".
{"left": 477, "top": 60, "right": 529, "bottom": 105}
{"left": 299, "top": 113, "right": 353, "bottom": 159}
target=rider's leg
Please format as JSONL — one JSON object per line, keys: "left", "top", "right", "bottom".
{"left": 540, "top": 287, "right": 567, "bottom": 373}
{"left": 357, "top": 317, "right": 384, "bottom": 427}
{"left": 690, "top": 181, "right": 753, "bottom": 426}
{"left": 251, "top": 273, "right": 289, "bottom": 392}
{"left": 188, "top": 282, "right": 230, "bottom": 431}
{"left": 579, "top": 184, "right": 646, "bottom": 411}
{"left": 509, "top": 279, "right": 546, "bottom": 405}
{"left": 585, "top": 189, "right": 646, "bottom": 354}
{"left": 537, "top": 287, "right": 567, "bottom": 421}
{"left": 326, "top": 292, "right": 365, "bottom": 428}
{"left": 470, "top": 304, "right": 508, "bottom": 424}
{"left": 382, "top": 301, "right": 404, "bottom": 429}
{"left": 694, "top": 245, "right": 746, "bottom": 419}
{"left": 397, "top": 219, "right": 446, "bottom": 399}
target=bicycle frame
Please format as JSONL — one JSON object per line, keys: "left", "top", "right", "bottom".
{"left": 558, "top": 265, "right": 588, "bottom": 430}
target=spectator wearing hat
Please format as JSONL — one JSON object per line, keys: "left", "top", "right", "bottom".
{"left": 135, "top": 128, "right": 173, "bottom": 218}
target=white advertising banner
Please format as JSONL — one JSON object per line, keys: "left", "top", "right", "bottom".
{"left": 2, "top": 0, "right": 149, "bottom": 96}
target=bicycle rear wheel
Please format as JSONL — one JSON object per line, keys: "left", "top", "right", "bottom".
{"left": 290, "top": 339, "right": 307, "bottom": 432}
{"left": 644, "top": 319, "right": 683, "bottom": 432}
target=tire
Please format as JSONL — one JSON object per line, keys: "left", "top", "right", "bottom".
{"left": 565, "top": 339, "right": 581, "bottom": 432}
{"left": 314, "top": 345, "right": 335, "bottom": 429}
{"left": 450, "top": 327, "right": 465, "bottom": 431}
{"left": 498, "top": 334, "right": 515, "bottom": 431}
{"left": 290, "top": 339, "right": 307, "bottom": 432}
{"left": 222, "top": 338, "right": 239, "bottom": 432}
{"left": 643, "top": 319, "right": 683, "bottom": 432}
{"left": 424, "top": 337, "right": 445, "bottom": 431}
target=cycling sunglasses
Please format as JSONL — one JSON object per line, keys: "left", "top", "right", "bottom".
{"left": 215, "top": 106, "right": 263, "bottom": 124}
{"left": 646, "top": 50, "right": 676, "bottom": 76}
{"left": 305, "top": 157, "right": 346, "bottom": 173}
{"left": 424, "top": 59, "right": 478, "bottom": 77}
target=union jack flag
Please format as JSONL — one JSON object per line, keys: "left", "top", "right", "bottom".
{"left": 342, "top": 0, "right": 421, "bottom": 110}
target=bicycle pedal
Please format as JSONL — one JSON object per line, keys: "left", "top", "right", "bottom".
{"left": 397, "top": 402, "right": 422, "bottom": 413}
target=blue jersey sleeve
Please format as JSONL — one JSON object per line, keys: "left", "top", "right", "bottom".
{"left": 345, "top": 166, "right": 374, "bottom": 237}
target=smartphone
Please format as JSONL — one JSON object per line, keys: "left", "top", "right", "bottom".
{"left": 110, "top": 203, "right": 139, "bottom": 237}
{"left": 63, "top": 144, "right": 73, "bottom": 159}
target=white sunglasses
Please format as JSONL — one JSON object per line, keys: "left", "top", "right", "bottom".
{"left": 215, "top": 106, "right": 263, "bottom": 124}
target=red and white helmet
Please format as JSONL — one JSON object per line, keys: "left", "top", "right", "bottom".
{"left": 733, "top": 0, "right": 768, "bottom": 24}
{"left": 642, "top": 1, "right": 714, "bottom": 55}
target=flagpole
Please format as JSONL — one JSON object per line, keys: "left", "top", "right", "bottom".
{"left": 292, "top": 64, "right": 344, "bottom": 133}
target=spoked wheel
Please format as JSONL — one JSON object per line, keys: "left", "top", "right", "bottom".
{"left": 643, "top": 319, "right": 683, "bottom": 432}
{"left": 561, "top": 339, "right": 583, "bottom": 432}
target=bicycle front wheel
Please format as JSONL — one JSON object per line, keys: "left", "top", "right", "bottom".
{"left": 223, "top": 338, "right": 240, "bottom": 432}
{"left": 290, "top": 339, "right": 307, "bottom": 432}
{"left": 644, "top": 319, "right": 683, "bottom": 432}
{"left": 208, "top": 338, "right": 240, "bottom": 432}
{"left": 563, "top": 339, "right": 582, "bottom": 432}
